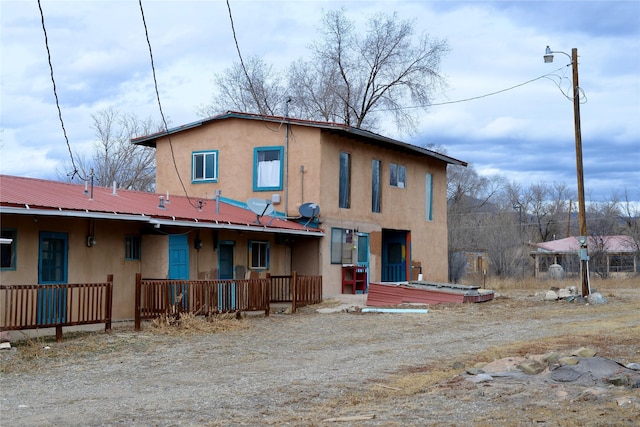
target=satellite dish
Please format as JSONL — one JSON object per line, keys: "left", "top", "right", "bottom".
{"left": 247, "top": 198, "right": 275, "bottom": 224}
{"left": 299, "top": 202, "right": 320, "bottom": 227}
{"left": 299, "top": 202, "right": 320, "bottom": 218}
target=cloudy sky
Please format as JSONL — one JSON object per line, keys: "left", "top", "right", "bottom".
{"left": 2, "top": 0, "right": 639, "bottom": 203}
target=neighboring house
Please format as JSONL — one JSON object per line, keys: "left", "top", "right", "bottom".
{"left": 530, "top": 235, "right": 639, "bottom": 278}
{"left": 133, "top": 111, "right": 467, "bottom": 294}
{"left": 0, "top": 175, "right": 323, "bottom": 321}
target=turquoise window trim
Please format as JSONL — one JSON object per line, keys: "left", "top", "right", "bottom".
{"left": 1, "top": 228, "right": 17, "bottom": 270}
{"left": 38, "top": 231, "right": 68, "bottom": 284}
{"left": 191, "top": 150, "right": 219, "bottom": 183}
{"left": 253, "top": 146, "right": 284, "bottom": 191}
{"left": 425, "top": 173, "right": 433, "bottom": 221}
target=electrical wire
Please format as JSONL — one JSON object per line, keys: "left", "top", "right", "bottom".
{"left": 37, "top": 0, "right": 86, "bottom": 181}
{"left": 138, "top": 0, "right": 200, "bottom": 210}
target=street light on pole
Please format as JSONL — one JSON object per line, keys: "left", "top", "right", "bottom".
{"left": 544, "top": 46, "right": 590, "bottom": 297}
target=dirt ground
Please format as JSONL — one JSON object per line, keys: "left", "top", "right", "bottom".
{"left": 1, "top": 285, "right": 639, "bottom": 426}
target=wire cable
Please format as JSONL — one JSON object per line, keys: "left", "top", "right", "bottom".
{"left": 37, "top": 0, "right": 86, "bottom": 181}
{"left": 138, "top": 0, "right": 200, "bottom": 209}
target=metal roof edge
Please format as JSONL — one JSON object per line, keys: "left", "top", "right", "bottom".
{"left": 130, "top": 111, "right": 467, "bottom": 166}
{"left": 1, "top": 206, "right": 324, "bottom": 237}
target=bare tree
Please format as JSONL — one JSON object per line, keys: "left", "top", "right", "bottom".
{"left": 197, "top": 56, "right": 286, "bottom": 117}
{"left": 202, "top": 9, "right": 448, "bottom": 134}
{"left": 59, "top": 108, "right": 158, "bottom": 191}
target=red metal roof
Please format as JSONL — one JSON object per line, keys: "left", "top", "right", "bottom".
{"left": 531, "top": 236, "right": 636, "bottom": 253}
{"left": 0, "top": 175, "right": 323, "bottom": 236}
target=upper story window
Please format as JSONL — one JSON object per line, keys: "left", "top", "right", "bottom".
{"left": 192, "top": 150, "right": 218, "bottom": 183}
{"left": 1, "top": 228, "right": 16, "bottom": 270}
{"left": 372, "top": 159, "right": 381, "bottom": 213}
{"left": 390, "top": 163, "right": 406, "bottom": 188}
{"left": 339, "top": 151, "right": 351, "bottom": 208}
{"left": 425, "top": 173, "right": 433, "bottom": 221}
{"left": 125, "top": 235, "right": 141, "bottom": 260}
{"left": 254, "top": 146, "right": 283, "bottom": 191}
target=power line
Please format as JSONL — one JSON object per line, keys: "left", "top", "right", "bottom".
{"left": 138, "top": 0, "right": 199, "bottom": 209}
{"left": 37, "top": 0, "right": 85, "bottom": 181}
{"left": 384, "top": 66, "right": 571, "bottom": 111}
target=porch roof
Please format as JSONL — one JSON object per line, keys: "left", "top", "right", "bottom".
{"left": 530, "top": 236, "right": 636, "bottom": 255}
{"left": 0, "top": 175, "right": 324, "bottom": 237}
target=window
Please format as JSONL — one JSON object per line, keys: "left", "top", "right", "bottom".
{"left": 331, "top": 228, "right": 355, "bottom": 264}
{"left": 390, "top": 163, "right": 406, "bottom": 188}
{"left": 1, "top": 228, "right": 16, "bottom": 270}
{"left": 125, "top": 236, "right": 141, "bottom": 260}
{"left": 339, "top": 152, "right": 351, "bottom": 208}
{"left": 372, "top": 160, "right": 381, "bottom": 213}
{"left": 253, "top": 147, "right": 283, "bottom": 191}
{"left": 192, "top": 151, "right": 218, "bottom": 182}
{"left": 39, "top": 232, "right": 68, "bottom": 284}
{"left": 249, "top": 240, "right": 269, "bottom": 269}
{"left": 425, "top": 173, "right": 433, "bottom": 221}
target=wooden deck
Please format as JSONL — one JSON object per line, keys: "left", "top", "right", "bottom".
{"left": 366, "top": 281, "right": 494, "bottom": 307}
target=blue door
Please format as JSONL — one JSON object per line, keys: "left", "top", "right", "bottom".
{"left": 217, "top": 241, "right": 236, "bottom": 310}
{"left": 168, "top": 234, "right": 189, "bottom": 310}
{"left": 38, "top": 232, "right": 68, "bottom": 324}
{"left": 382, "top": 230, "right": 407, "bottom": 282}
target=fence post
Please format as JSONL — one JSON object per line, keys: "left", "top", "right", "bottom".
{"left": 291, "top": 271, "right": 298, "bottom": 314}
{"left": 265, "top": 277, "right": 270, "bottom": 317}
{"left": 105, "top": 274, "right": 113, "bottom": 333}
{"left": 135, "top": 273, "right": 141, "bottom": 331}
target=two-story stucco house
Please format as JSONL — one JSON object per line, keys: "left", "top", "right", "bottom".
{"left": 133, "top": 111, "right": 466, "bottom": 295}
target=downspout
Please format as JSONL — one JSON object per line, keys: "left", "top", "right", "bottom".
{"left": 284, "top": 98, "right": 291, "bottom": 216}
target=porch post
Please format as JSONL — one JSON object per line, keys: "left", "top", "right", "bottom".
{"left": 135, "top": 273, "right": 141, "bottom": 331}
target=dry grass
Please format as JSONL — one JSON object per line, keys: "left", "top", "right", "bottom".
{"left": 150, "top": 312, "right": 249, "bottom": 335}
{"left": 487, "top": 275, "right": 640, "bottom": 292}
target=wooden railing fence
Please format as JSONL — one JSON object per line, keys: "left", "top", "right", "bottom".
{"left": 0, "top": 275, "right": 113, "bottom": 342}
{"left": 136, "top": 272, "right": 323, "bottom": 330}
{"left": 135, "top": 274, "right": 271, "bottom": 331}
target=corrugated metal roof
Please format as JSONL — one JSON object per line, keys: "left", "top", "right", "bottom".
{"left": 530, "top": 236, "right": 636, "bottom": 254}
{"left": 132, "top": 110, "right": 467, "bottom": 167}
{"left": 0, "top": 175, "right": 323, "bottom": 236}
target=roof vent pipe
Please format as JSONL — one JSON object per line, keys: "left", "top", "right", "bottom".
{"left": 112, "top": 181, "right": 117, "bottom": 195}
{"left": 84, "top": 180, "right": 88, "bottom": 195}
{"left": 166, "top": 191, "right": 170, "bottom": 204}
{"left": 215, "top": 189, "right": 221, "bottom": 214}
{"left": 159, "top": 196, "right": 166, "bottom": 209}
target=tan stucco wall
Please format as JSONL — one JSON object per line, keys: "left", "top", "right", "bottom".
{"left": 151, "top": 118, "right": 451, "bottom": 295}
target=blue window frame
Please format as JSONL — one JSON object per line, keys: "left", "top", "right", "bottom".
{"left": 372, "top": 159, "right": 381, "bottom": 213}
{"left": 253, "top": 146, "right": 283, "bottom": 191}
{"left": 1, "top": 228, "right": 17, "bottom": 270}
{"left": 249, "top": 240, "right": 269, "bottom": 269}
{"left": 339, "top": 152, "right": 351, "bottom": 208}
{"left": 192, "top": 150, "right": 218, "bottom": 183}
{"left": 390, "top": 163, "right": 406, "bottom": 188}
{"left": 39, "top": 231, "right": 68, "bottom": 284}
{"left": 425, "top": 173, "right": 433, "bottom": 221}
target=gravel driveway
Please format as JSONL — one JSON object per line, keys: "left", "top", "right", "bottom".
{"left": 1, "top": 289, "right": 639, "bottom": 426}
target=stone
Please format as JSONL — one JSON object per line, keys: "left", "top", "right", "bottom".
{"left": 625, "top": 363, "right": 640, "bottom": 371}
{"left": 0, "top": 331, "right": 10, "bottom": 343}
{"left": 607, "top": 374, "right": 629, "bottom": 387}
{"left": 559, "top": 356, "right": 579, "bottom": 366}
{"left": 572, "top": 347, "right": 597, "bottom": 358}
{"left": 452, "top": 361, "right": 465, "bottom": 370}
{"left": 518, "top": 360, "right": 546, "bottom": 375}
{"left": 465, "top": 367, "right": 484, "bottom": 376}
{"left": 543, "top": 290, "right": 558, "bottom": 301}
{"left": 0, "top": 342, "right": 11, "bottom": 350}
{"left": 587, "top": 292, "right": 606, "bottom": 304}
{"left": 542, "top": 352, "right": 560, "bottom": 365}
{"left": 467, "top": 373, "right": 494, "bottom": 383}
